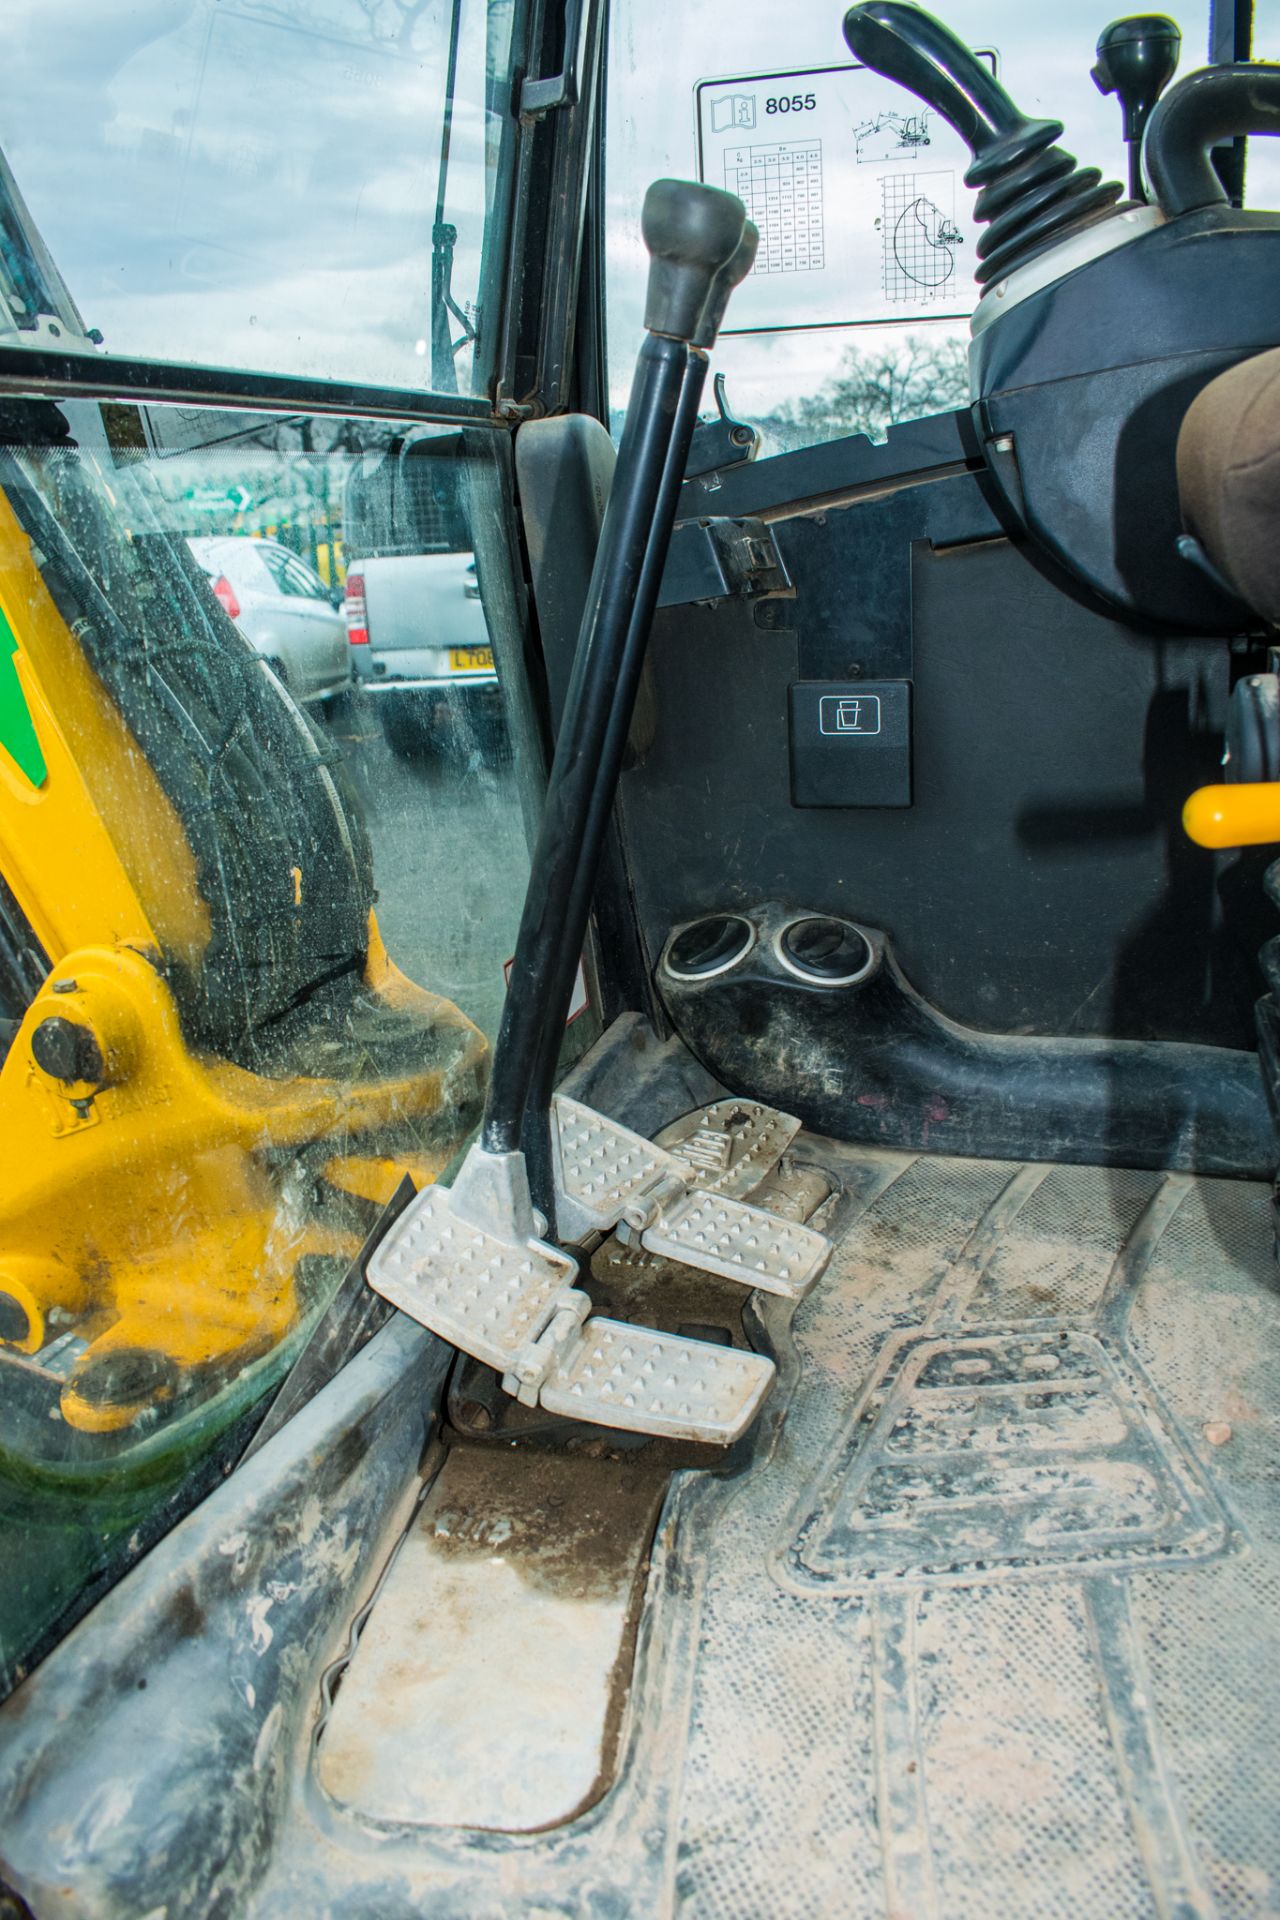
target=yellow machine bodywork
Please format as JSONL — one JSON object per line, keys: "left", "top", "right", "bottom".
{"left": 0, "top": 486, "right": 486, "bottom": 1433}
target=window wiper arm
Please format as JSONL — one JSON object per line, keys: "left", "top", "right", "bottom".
{"left": 429, "top": 0, "right": 474, "bottom": 393}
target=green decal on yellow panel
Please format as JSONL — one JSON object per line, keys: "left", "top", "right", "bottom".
{"left": 0, "top": 603, "right": 46, "bottom": 787}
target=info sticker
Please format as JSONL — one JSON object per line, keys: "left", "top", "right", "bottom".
{"left": 695, "top": 58, "right": 996, "bottom": 333}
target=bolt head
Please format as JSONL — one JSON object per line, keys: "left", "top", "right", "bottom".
{"left": 31, "top": 1015, "right": 105, "bottom": 1087}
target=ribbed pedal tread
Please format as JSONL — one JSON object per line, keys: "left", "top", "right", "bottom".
{"left": 643, "top": 1190, "right": 830, "bottom": 1300}
{"left": 539, "top": 1316, "right": 774, "bottom": 1441}
{"left": 367, "top": 1184, "right": 576, "bottom": 1371}
{"left": 554, "top": 1096, "right": 673, "bottom": 1228}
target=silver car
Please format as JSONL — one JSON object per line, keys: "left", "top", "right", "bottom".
{"left": 187, "top": 535, "right": 352, "bottom": 710}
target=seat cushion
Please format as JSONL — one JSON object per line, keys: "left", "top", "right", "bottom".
{"left": 1178, "top": 345, "right": 1280, "bottom": 625}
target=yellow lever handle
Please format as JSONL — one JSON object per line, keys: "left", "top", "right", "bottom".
{"left": 1183, "top": 782, "right": 1280, "bottom": 849}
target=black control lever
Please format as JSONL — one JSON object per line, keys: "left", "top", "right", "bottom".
{"left": 843, "top": 1, "right": 1123, "bottom": 284}
{"left": 482, "top": 180, "right": 752, "bottom": 1219}
{"left": 1091, "top": 15, "right": 1181, "bottom": 202}
{"left": 686, "top": 372, "right": 761, "bottom": 479}
{"left": 1145, "top": 61, "right": 1280, "bottom": 217}
{"left": 518, "top": 216, "right": 759, "bottom": 1212}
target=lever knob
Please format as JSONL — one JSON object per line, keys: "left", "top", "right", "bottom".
{"left": 692, "top": 220, "right": 760, "bottom": 350}
{"left": 1092, "top": 15, "right": 1181, "bottom": 198}
{"left": 1183, "top": 782, "right": 1280, "bottom": 849}
{"left": 642, "top": 180, "right": 747, "bottom": 341}
{"left": 1092, "top": 16, "right": 1181, "bottom": 143}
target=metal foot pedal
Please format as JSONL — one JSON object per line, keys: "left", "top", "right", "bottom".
{"left": 660, "top": 1098, "right": 802, "bottom": 1197}
{"left": 531, "top": 1317, "right": 772, "bottom": 1442}
{"left": 367, "top": 1140, "right": 774, "bottom": 1444}
{"left": 552, "top": 1095, "right": 831, "bottom": 1299}
{"left": 368, "top": 1179, "right": 578, "bottom": 1374}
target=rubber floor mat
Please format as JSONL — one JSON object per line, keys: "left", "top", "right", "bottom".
{"left": 628, "top": 1146, "right": 1279, "bottom": 1920}
{"left": 208, "top": 1140, "right": 1280, "bottom": 1918}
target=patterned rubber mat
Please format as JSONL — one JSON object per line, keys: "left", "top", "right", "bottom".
{"left": 14, "top": 1128, "right": 1278, "bottom": 1920}
{"left": 636, "top": 1146, "right": 1279, "bottom": 1919}
{"left": 133, "top": 1139, "right": 1279, "bottom": 1918}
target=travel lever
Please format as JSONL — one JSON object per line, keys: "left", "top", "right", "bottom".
{"left": 365, "top": 183, "right": 829, "bottom": 1448}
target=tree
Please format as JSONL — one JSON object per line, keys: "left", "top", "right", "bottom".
{"left": 757, "top": 332, "right": 970, "bottom": 452}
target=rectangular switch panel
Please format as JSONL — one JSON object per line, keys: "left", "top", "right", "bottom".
{"left": 788, "top": 679, "right": 912, "bottom": 808}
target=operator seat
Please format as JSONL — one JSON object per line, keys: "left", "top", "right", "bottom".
{"left": 1178, "top": 344, "right": 1280, "bottom": 628}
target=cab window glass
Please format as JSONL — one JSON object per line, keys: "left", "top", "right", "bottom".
{"left": 0, "top": 396, "right": 538, "bottom": 1694}
{"left": 0, "top": 0, "right": 520, "bottom": 395}
{"left": 606, "top": 0, "right": 1214, "bottom": 450}
{"left": 1251, "top": 1, "right": 1280, "bottom": 207}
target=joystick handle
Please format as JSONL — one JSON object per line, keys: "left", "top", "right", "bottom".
{"left": 843, "top": 1, "right": 1123, "bottom": 285}
{"left": 843, "top": 0, "right": 1045, "bottom": 157}
{"left": 1092, "top": 15, "right": 1181, "bottom": 200}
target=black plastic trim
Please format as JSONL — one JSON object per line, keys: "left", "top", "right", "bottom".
{"left": 675, "top": 408, "right": 982, "bottom": 526}
{"left": 658, "top": 904, "right": 1275, "bottom": 1179}
{"left": 0, "top": 348, "right": 501, "bottom": 426}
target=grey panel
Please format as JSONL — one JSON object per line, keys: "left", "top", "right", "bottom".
{"left": 614, "top": 524, "right": 1268, "bottom": 1046}
{"left": 515, "top": 412, "right": 616, "bottom": 728}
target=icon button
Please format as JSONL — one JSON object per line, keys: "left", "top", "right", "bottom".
{"left": 819, "top": 693, "right": 881, "bottom": 736}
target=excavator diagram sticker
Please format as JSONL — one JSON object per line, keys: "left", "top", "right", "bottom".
{"left": 0, "top": 605, "right": 47, "bottom": 788}
{"left": 695, "top": 57, "right": 994, "bottom": 332}
{"left": 881, "top": 173, "right": 964, "bottom": 300}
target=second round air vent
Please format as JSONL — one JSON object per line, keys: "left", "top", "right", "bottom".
{"left": 776, "top": 916, "right": 875, "bottom": 985}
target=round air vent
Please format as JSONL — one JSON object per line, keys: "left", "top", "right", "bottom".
{"left": 776, "top": 916, "right": 875, "bottom": 985}
{"left": 664, "top": 914, "right": 756, "bottom": 981}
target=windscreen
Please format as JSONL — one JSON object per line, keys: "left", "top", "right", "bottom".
{"left": 605, "top": 0, "right": 1239, "bottom": 451}
{"left": 0, "top": 0, "right": 518, "bottom": 395}
{"left": 0, "top": 396, "right": 544, "bottom": 1697}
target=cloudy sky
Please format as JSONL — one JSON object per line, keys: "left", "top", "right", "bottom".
{"left": 0, "top": 0, "right": 507, "bottom": 389}
{"left": 0, "top": 0, "right": 1274, "bottom": 419}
